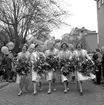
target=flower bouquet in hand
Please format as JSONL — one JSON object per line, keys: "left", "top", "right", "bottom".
{"left": 16, "top": 57, "right": 30, "bottom": 75}
{"left": 74, "top": 58, "right": 94, "bottom": 76}
{"left": 59, "top": 58, "right": 72, "bottom": 76}
{"left": 44, "top": 55, "right": 59, "bottom": 72}
{"left": 81, "top": 59, "right": 95, "bottom": 75}
{"left": 33, "top": 55, "right": 46, "bottom": 75}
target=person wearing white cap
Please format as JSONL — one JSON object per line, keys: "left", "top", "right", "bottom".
{"left": 58, "top": 42, "right": 72, "bottom": 93}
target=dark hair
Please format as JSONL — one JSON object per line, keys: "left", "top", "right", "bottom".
{"left": 61, "top": 42, "right": 69, "bottom": 48}
{"left": 22, "top": 44, "right": 28, "bottom": 50}
{"left": 95, "top": 48, "right": 100, "bottom": 52}
{"left": 76, "top": 42, "right": 82, "bottom": 49}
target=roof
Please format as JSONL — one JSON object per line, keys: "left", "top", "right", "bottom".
{"left": 70, "top": 27, "right": 97, "bottom": 36}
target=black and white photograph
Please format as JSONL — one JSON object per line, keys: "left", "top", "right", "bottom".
{"left": 0, "top": 0, "right": 104, "bottom": 105}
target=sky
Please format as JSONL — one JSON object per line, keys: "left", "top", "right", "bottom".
{"left": 50, "top": 0, "right": 98, "bottom": 39}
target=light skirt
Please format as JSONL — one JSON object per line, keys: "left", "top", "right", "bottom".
{"left": 16, "top": 74, "right": 21, "bottom": 84}
{"left": 61, "top": 74, "right": 68, "bottom": 83}
{"left": 76, "top": 71, "right": 96, "bottom": 81}
{"left": 32, "top": 71, "right": 41, "bottom": 82}
{"left": 46, "top": 71, "right": 53, "bottom": 81}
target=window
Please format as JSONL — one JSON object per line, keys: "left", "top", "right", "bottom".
{"left": 97, "top": 0, "right": 101, "bottom": 9}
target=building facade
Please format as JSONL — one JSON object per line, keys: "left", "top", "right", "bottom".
{"left": 70, "top": 27, "right": 98, "bottom": 52}
{"left": 95, "top": 0, "right": 104, "bottom": 47}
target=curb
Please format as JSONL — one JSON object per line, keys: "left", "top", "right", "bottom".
{"left": 0, "top": 82, "right": 10, "bottom": 89}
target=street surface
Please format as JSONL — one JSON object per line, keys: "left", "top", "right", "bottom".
{"left": 0, "top": 81, "right": 104, "bottom": 105}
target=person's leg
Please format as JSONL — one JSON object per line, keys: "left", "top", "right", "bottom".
{"left": 7, "top": 69, "right": 11, "bottom": 81}
{"left": 38, "top": 82, "right": 42, "bottom": 90}
{"left": 24, "top": 75, "right": 29, "bottom": 92}
{"left": 48, "top": 80, "right": 52, "bottom": 94}
{"left": 97, "top": 65, "right": 101, "bottom": 84}
{"left": 18, "top": 76, "right": 24, "bottom": 96}
{"left": 66, "top": 80, "right": 70, "bottom": 90}
{"left": 63, "top": 80, "right": 68, "bottom": 93}
{"left": 47, "top": 71, "right": 53, "bottom": 94}
{"left": 78, "top": 81, "right": 83, "bottom": 95}
{"left": 52, "top": 71, "right": 56, "bottom": 91}
{"left": 4, "top": 69, "right": 8, "bottom": 81}
{"left": 33, "top": 81, "right": 37, "bottom": 95}
{"left": 10, "top": 71, "right": 14, "bottom": 81}
{"left": 102, "top": 65, "right": 104, "bottom": 83}
{"left": 71, "top": 71, "right": 76, "bottom": 83}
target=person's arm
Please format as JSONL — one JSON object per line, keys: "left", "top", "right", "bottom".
{"left": 71, "top": 50, "right": 76, "bottom": 59}
{"left": 69, "top": 51, "right": 73, "bottom": 60}
{"left": 31, "top": 53, "right": 38, "bottom": 64}
{"left": 84, "top": 50, "right": 94, "bottom": 64}
{"left": 17, "top": 53, "right": 21, "bottom": 61}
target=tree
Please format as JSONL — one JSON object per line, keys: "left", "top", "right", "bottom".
{"left": 0, "top": 30, "right": 9, "bottom": 48}
{"left": 0, "top": 0, "right": 69, "bottom": 53}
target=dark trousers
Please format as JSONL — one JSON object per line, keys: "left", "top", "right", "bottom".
{"left": 4, "top": 68, "right": 12, "bottom": 80}
{"left": 102, "top": 65, "right": 104, "bottom": 78}
{"left": 96, "top": 65, "right": 101, "bottom": 84}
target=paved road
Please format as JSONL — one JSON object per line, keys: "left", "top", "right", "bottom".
{"left": 0, "top": 81, "right": 104, "bottom": 105}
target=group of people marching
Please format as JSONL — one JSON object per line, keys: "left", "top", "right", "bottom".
{"left": 15, "top": 40, "right": 96, "bottom": 96}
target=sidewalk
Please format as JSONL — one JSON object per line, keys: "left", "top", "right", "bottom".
{"left": 0, "top": 82, "right": 10, "bottom": 89}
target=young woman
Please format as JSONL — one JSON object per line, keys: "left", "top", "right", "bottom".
{"left": 45, "top": 44, "right": 59, "bottom": 94}
{"left": 29, "top": 44, "right": 42, "bottom": 95}
{"left": 72, "top": 43, "right": 95, "bottom": 95}
{"left": 58, "top": 42, "right": 72, "bottom": 93}
{"left": 17, "top": 45, "right": 30, "bottom": 96}
{"left": 35, "top": 44, "right": 46, "bottom": 91}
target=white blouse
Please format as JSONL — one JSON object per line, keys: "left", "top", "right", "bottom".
{"left": 58, "top": 50, "right": 72, "bottom": 59}
{"left": 30, "top": 52, "right": 38, "bottom": 64}
{"left": 17, "top": 51, "right": 30, "bottom": 60}
{"left": 45, "top": 48, "right": 59, "bottom": 57}
{"left": 73, "top": 49, "right": 91, "bottom": 60}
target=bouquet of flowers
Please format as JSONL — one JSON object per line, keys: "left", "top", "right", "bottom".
{"left": 44, "top": 55, "right": 60, "bottom": 72}
{"left": 15, "top": 57, "right": 30, "bottom": 75}
{"left": 74, "top": 58, "right": 95, "bottom": 75}
{"left": 59, "top": 59, "right": 74, "bottom": 76}
{"left": 83, "top": 59, "right": 96, "bottom": 75}
{"left": 33, "top": 55, "right": 46, "bottom": 75}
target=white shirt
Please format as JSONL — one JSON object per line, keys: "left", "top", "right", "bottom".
{"left": 30, "top": 52, "right": 38, "bottom": 64}
{"left": 73, "top": 49, "right": 91, "bottom": 60}
{"left": 58, "top": 50, "right": 72, "bottom": 59}
{"left": 17, "top": 51, "right": 30, "bottom": 60}
{"left": 45, "top": 48, "right": 59, "bottom": 57}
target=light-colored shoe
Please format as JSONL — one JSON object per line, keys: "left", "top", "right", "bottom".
{"left": 47, "top": 90, "right": 51, "bottom": 94}
{"left": 18, "top": 91, "right": 22, "bottom": 96}
{"left": 33, "top": 91, "right": 37, "bottom": 95}
{"left": 53, "top": 88, "right": 56, "bottom": 91}
{"left": 64, "top": 90, "right": 67, "bottom": 93}
{"left": 80, "top": 91, "right": 83, "bottom": 96}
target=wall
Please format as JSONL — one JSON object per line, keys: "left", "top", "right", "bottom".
{"left": 84, "top": 34, "right": 98, "bottom": 52}
{"left": 97, "top": 4, "right": 104, "bottom": 47}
